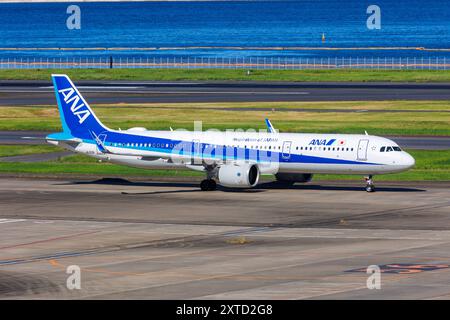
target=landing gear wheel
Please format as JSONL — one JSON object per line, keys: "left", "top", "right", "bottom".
{"left": 200, "top": 179, "right": 209, "bottom": 191}
{"left": 365, "top": 175, "right": 375, "bottom": 193}
{"left": 200, "top": 179, "right": 217, "bottom": 191}
{"left": 207, "top": 179, "right": 217, "bottom": 191}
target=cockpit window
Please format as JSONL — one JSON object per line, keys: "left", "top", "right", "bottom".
{"left": 380, "top": 146, "right": 402, "bottom": 152}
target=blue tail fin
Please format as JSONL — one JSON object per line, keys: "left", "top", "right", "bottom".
{"left": 52, "top": 74, "right": 108, "bottom": 140}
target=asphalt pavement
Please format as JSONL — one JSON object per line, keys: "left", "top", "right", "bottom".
{"left": 2, "top": 80, "right": 450, "bottom": 104}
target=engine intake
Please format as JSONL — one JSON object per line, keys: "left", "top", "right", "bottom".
{"left": 218, "top": 163, "right": 260, "bottom": 188}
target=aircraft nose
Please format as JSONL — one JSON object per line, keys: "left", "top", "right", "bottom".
{"left": 403, "top": 152, "right": 415, "bottom": 169}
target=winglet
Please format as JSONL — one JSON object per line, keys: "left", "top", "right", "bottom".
{"left": 89, "top": 130, "right": 109, "bottom": 153}
{"left": 265, "top": 118, "right": 276, "bottom": 133}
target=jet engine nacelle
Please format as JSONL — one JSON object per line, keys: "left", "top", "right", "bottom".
{"left": 275, "top": 173, "right": 313, "bottom": 183}
{"left": 218, "top": 163, "right": 260, "bottom": 188}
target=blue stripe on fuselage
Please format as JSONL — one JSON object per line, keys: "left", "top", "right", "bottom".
{"left": 84, "top": 130, "right": 381, "bottom": 166}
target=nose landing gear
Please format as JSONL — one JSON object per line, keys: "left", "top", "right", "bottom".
{"left": 365, "top": 175, "right": 375, "bottom": 192}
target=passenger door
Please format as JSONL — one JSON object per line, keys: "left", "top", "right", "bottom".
{"left": 282, "top": 141, "right": 292, "bottom": 160}
{"left": 357, "top": 139, "right": 369, "bottom": 161}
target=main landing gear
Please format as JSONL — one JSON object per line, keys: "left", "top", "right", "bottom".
{"left": 365, "top": 175, "right": 375, "bottom": 193}
{"left": 200, "top": 179, "right": 217, "bottom": 191}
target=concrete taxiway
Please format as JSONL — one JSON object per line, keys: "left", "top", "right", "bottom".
{"left": 0, "top": 177, "right": 449, "bottom": 299}
{"left": 3, "top": 80, "right": 450, "bottom": 104}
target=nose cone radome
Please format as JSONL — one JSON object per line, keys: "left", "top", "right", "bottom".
{"left": 403, "top": 152, "right": 415, "bottom": 169}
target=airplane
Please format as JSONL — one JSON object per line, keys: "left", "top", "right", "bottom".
{"left": 45, "top": 74, "right": 415, "bottom": 192}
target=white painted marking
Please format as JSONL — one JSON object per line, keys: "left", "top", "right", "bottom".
{"left": 0, "top": 218, "right": 26, "bottom": 224}
{"left": 33, "top": 220, "right": 54, "bottom": 224}
{"left": 39, "top": 86, "right": 143, "bottom": 89}
{"left": 105, "top": 82, "right": 203, "bottom": 85}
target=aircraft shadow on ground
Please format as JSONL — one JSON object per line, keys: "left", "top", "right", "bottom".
{"left": 256, "top": 182, "right": 426, "bottom": 192}
{"left": 65, "top": 178, "right": 266, "bottom": 194}
{"left": 58, "top": 178, "right": 426, "bottom": 193}
{"left": 64, "top": 178, "right": 199, "bottom": 188}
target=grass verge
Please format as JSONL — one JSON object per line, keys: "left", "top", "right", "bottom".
{"left": 0, "top": 148, "right": 448, "bottom": 181}
{"left": 0, "top": 145, "right": 60, "bottom": 157}
{"left": 1, "top": 69, "right": 450, "bottom": 82}
{"left": 1, "top": 101, "right": 449, "bottom": 135}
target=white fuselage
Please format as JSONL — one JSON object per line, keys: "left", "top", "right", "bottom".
{"left": 53, "top": 129, "right": 415, "bottom": 176}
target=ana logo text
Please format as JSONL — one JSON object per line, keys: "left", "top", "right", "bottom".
{"left": 58, "top": 87, "right": 91, "bottom": 124}
{"left": 309, "top": 139, "right": 336, "bottom": 146}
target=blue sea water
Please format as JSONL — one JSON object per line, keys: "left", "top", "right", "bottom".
{"left": 0, "top": 0, "right": 449, "bottom": 59}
